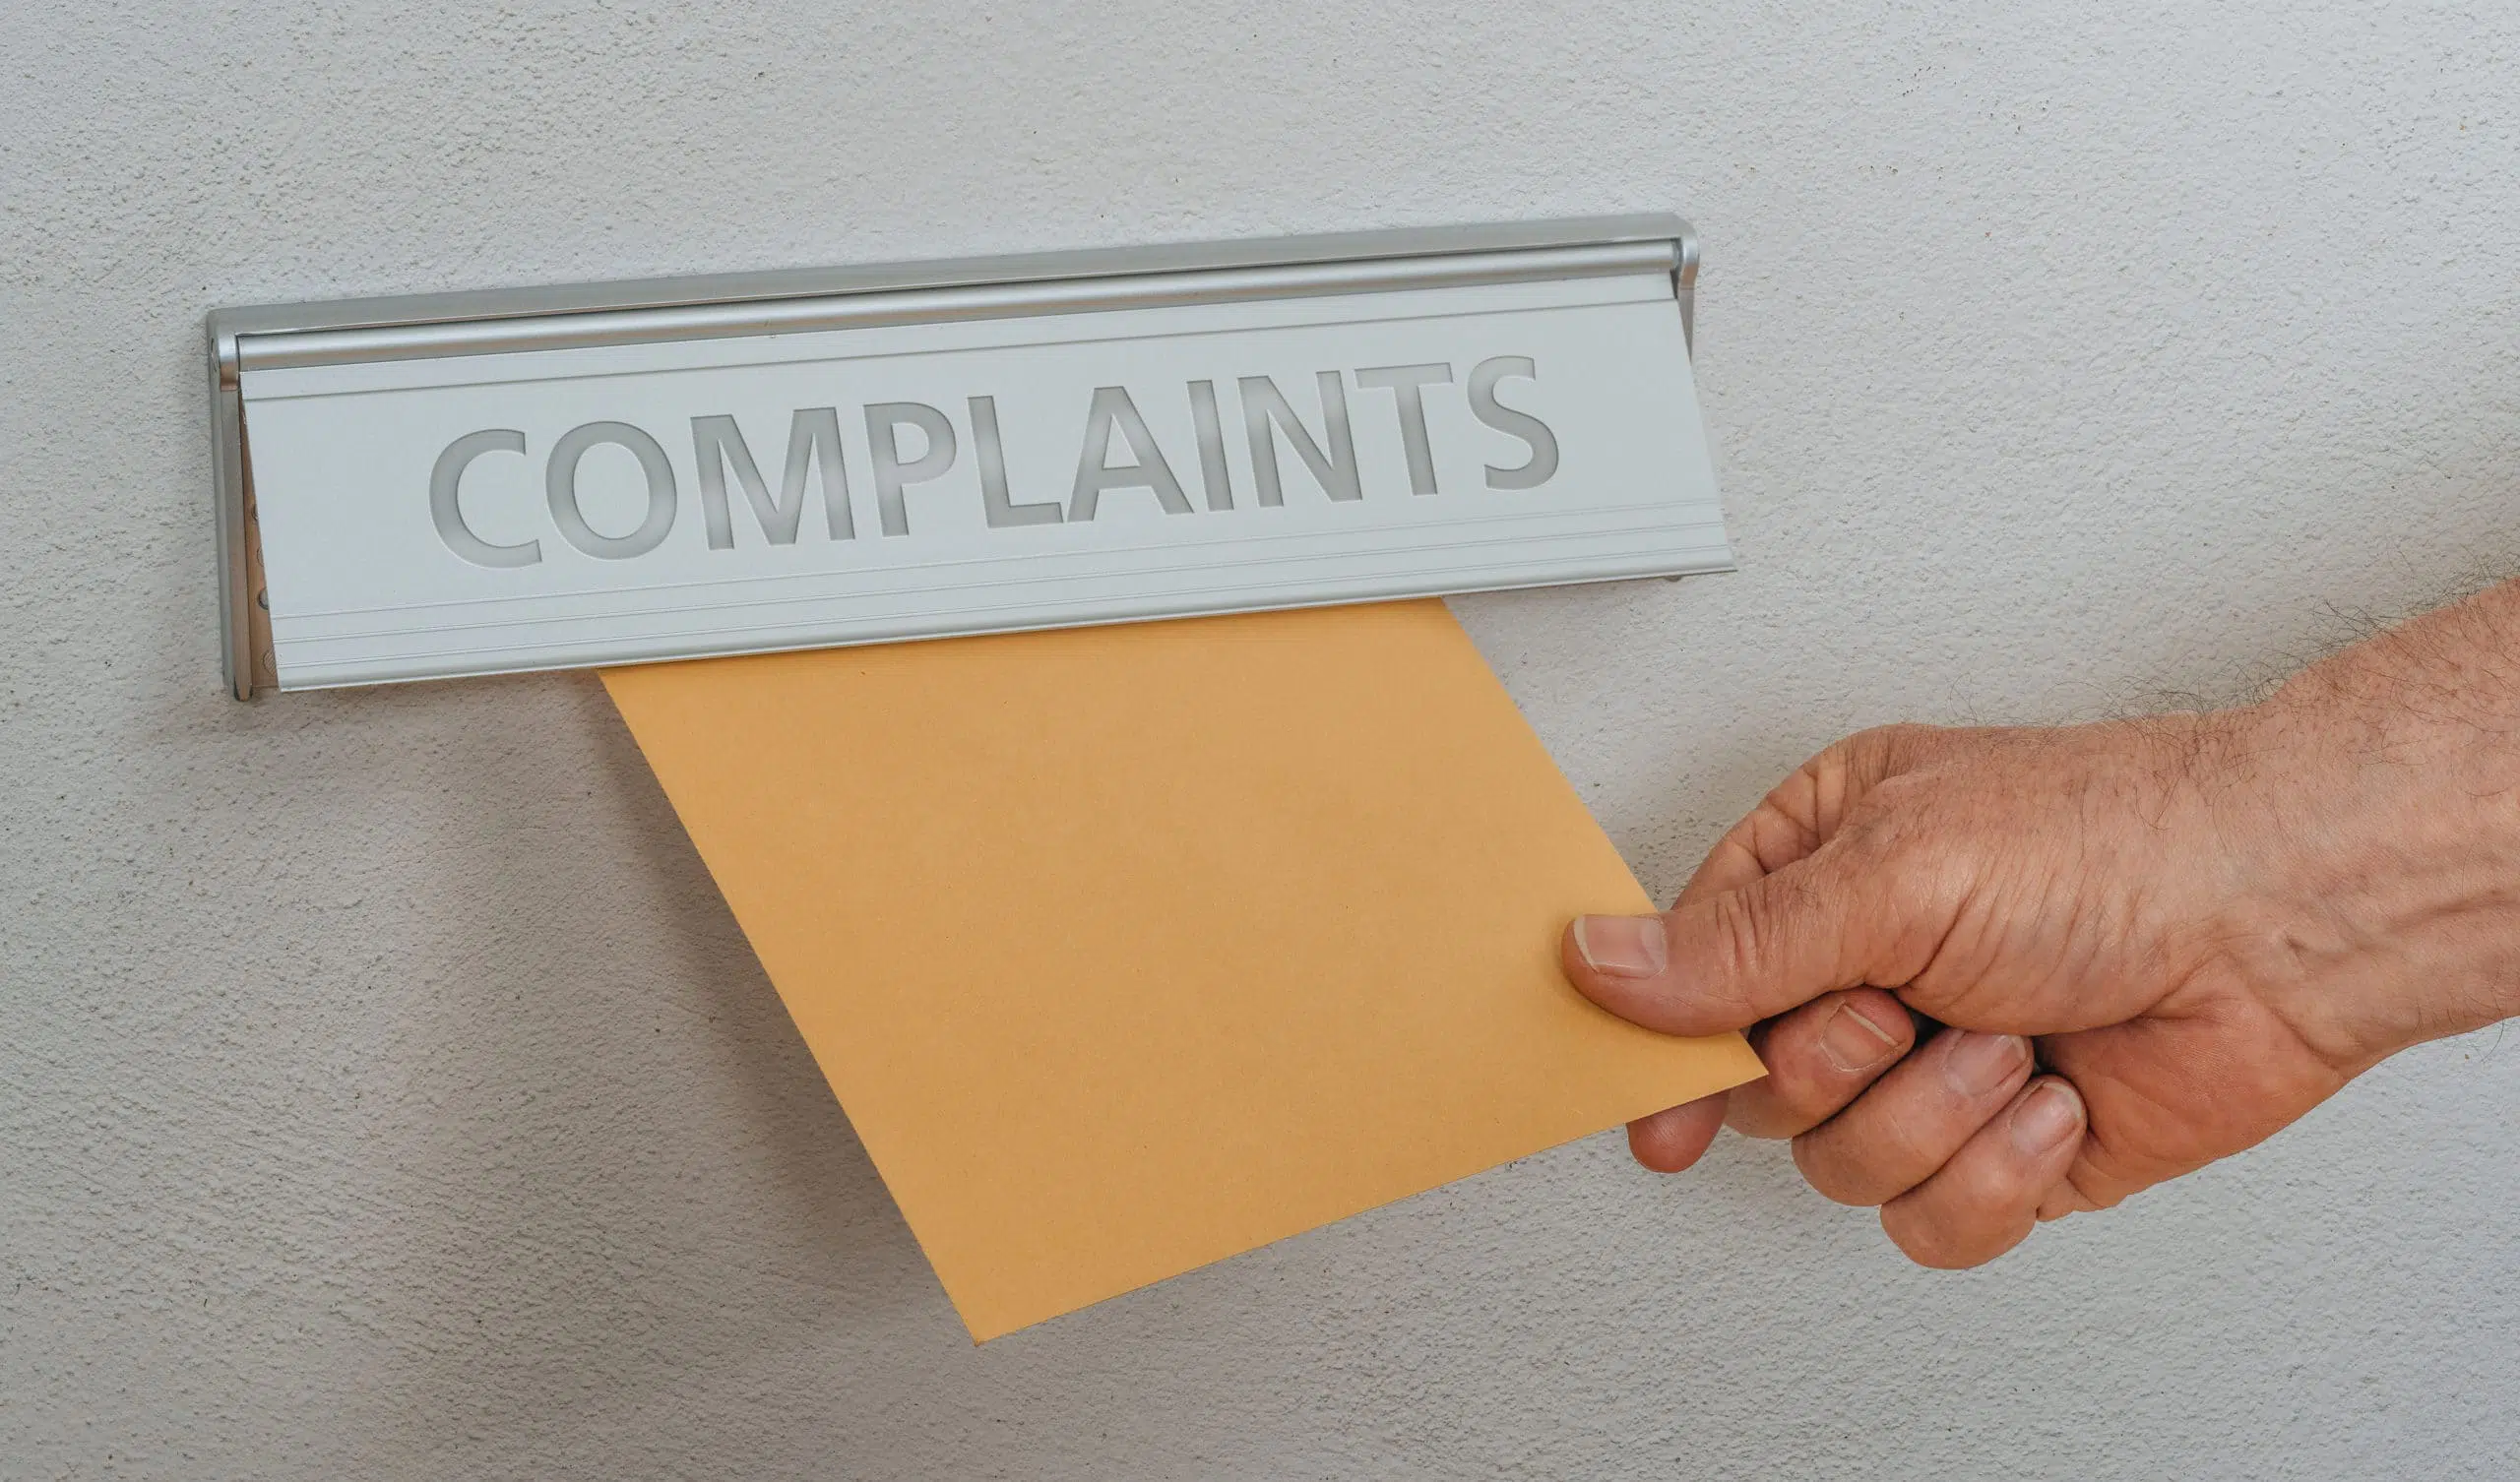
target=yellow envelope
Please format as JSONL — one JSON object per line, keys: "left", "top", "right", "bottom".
{"left": 603, "top": 599, "right": 1761, "bottom": 1339}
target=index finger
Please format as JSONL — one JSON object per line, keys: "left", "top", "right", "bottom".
{"left": 1674, "top": 723, "right": 1933, "bottom": 908}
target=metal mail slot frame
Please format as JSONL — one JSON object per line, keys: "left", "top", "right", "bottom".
{"left": 208, "top": 215, "right": 1709, "bottom": 700}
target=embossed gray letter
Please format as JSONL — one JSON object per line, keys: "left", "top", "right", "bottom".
{"left": 1238, "top": 371, "right": 1361, "bottom": 506}
{"left": 1187, "top": 379, "right": 1235, "bottom": 511}
{"left": 864, "top": 402, "right": 959, "bottom": 538}
{"left": 1354, "top": 363, "right": 1452, "bottom": 496}
{"left": 1070, "top": 386, "right": 1192, "bottom": 521}
{"left": 430, "top": 428, "right": 541, "bottom": 568}
{"left": 970, "top": 396, "right": 1062, "bottom": 529}
{"left": 546, "top": 421, "right": 678, "bottom": 560}
{"left": 1467, "top": 356, "right": 1558, "bottom": 491}
{"left": 690, "top": 408, "right": 851, "bottom": 548}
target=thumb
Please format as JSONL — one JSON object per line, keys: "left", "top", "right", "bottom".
{"left": 1561, "top": 840, "right": 1925, "bottom": 1037}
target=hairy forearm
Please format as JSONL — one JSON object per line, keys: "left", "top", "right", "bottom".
{"left": 2237, "top": 576, "right": 2520, "bottom": 1063}
{"left": 2270, "top": 576, "right": 2520, "bottom": 745}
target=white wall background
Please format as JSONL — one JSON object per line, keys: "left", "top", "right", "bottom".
{"left": 6, "top": 2, "right": 2517, "bottom": 1476}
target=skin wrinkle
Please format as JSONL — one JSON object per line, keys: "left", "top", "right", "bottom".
{"left": 1726, "top": 989, "right": 1917, "bottom": 1142}
{"left": 1922, "top": 880, "right": 2018, "bottom": 1024}
{"left": 1871, "top": 836, "right": 1971, "bottom": 1008}
{"left": 1564, "top": 577, "right": 2520, "bottom": 1266}
{"left": 2028, "top": 880, "right": 2108, "bottom": 1033}
{"left": 1793, "top": 1028, "right": 2015, "bottom": 1208}
{"left": 2211, "top": 895, "right": 2366, "bottom": 1073}
{"left": 1882, "top": 1081, "right": 2074, "bottom": 1266}
{"left": 2042, "top": 1026, "right": 2205, "bottom": 1210}
{"left": 2077, "top": 959, "right": 2344, "bottom": 1210}
{"left": 2392, "top": 895, "right": 2520, "bottom": 1046}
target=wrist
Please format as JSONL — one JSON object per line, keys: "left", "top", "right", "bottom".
{"left": 2230, "top": 642, "right": 2520, "bottom": 1068}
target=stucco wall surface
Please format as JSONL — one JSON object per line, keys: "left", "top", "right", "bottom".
{"left": 5, "top": 2, "right": 2518, "bottom": 1476}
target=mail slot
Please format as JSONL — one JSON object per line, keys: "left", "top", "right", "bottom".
{"left": 208, "top": 216, "right": 1731, "bottom": 699}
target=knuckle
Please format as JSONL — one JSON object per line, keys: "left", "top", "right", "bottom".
{"left": 1790, "top": 1133, "right": 1883, "bottom": 1208}
{"left": 1628, "top": 1095, "right": 1728, "bottom": 1173}
{"left": 1849, "top": 833, "right": 1971, "bottom": 985}
{"left": 1722, "top": 1081, "right": 1805, "bottom": 1141}
{"left": 1703, "top": 890, "right": 1784, "bottom": 1017}
{"left": 1761, "top": 1067, "right": 1841, "bottom": 1128}
{"left": 1876, "top": 846, "right": 1952, "bottom": 929}
{"left": 1790, "top": 733, "right": 1881, "bottom": 836}
{"left": 2059, "top": 1159, "right": 2132, "bottom": 1213}
{"left": 2036, "top": 1183, "right": 2087, "bottom": 1222}
{"left": 1846, "top": 722, "right": 1923, "bottom": 763}
{"left": 1843, "top": 722, "right": 1950, "bottom": 784}
{"left": 1859, "top": 1083, "right": 1947, "bottom": 1175}
{"left": 1790, "top": 1081, "right": 1960, "bottom": 1209}
{"left": 1774, "top": 723, "right": 1937, "bottom": 845}
{"left": 2053, "top": 1117, "right": 2154, "bottom": 1212}
{"left": 1761, "top": 996, "right": 1905, "bottom": 1121}
{"left": 1877, "top": 1204, "right": 1955, "bottom": 1266}
{"left": 1738, "top": 799, "right": 1824, "bottom": 871}
{"left": 1881, "top": 1202, "right": 2025, "bottom": 1270}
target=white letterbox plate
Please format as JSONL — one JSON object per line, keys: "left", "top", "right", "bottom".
{"left": 209, "top": 216, "right": 1731, "bottom": 697}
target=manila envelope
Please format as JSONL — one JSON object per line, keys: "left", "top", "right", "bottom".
{"left": 602, "top": 598, "right": 1762, "bottom": 1339}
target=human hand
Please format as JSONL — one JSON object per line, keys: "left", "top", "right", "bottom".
{"left": 1560, "top": 588, "right": 2520, "bottom": 1266}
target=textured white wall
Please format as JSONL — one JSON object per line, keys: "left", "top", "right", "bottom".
{"left": 6, "top": 1, "right": 2517, "bottom": 1475}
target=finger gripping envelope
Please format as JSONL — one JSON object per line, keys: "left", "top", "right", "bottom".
{"left": 212, "top": 217, "right": 1764, "bottom": 1338}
